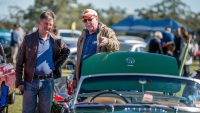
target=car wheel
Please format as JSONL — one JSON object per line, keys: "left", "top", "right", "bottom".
{"left": 8, "top": 91, "right": 15, "bottom": 104}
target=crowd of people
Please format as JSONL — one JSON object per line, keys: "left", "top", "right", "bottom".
{"left": 148, "top": 26, "right": 199, "bottom": 77}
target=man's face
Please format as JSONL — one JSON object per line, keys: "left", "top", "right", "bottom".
{"left": 82, "top": 16, "right": 98, "bottom": 33}
{"left": 39, "top": 18, "right": 54, "bottom": 34}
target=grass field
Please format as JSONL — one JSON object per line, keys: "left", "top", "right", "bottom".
{"left": 7, "top": 62, "right": 200, "bottom": 113}
{"left": 8, "top": 91, "right": 22, "bottom": 113}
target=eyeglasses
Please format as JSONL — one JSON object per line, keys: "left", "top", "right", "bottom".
{"left": 82, "top": 17, "right": 95, "bottom": 23}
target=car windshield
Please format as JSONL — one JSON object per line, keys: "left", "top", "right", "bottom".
{"left": 75, "top": 74, "right": 200, "bottom": 109}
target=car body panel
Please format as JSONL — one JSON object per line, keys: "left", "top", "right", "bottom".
{"left": 0, "top": 63, "right": 15, "bottom": 95}
{"left": 56, "top": 52, "right": 200, "bottom": 113}
{"left": 81, "top": 52, "right": 178, "bottom": 76}
{"left": 0, "top": 44, "right": 16, "bottom": 105}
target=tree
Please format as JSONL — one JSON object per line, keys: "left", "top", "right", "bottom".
{"left": 0, "top": 0, "right": 127, "bottom": 32}
{"left": 99, "top": 6, "right": 127, "bottom": 26}
{"left": 22, "top": 0, "right": 78, "bottom": 31}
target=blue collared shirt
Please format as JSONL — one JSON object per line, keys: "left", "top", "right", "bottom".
{"left": 34, "top": 34, "right": 55, "bottom": 75}
{"left": 81, "top": 29, "right": 99, "bottom": 60}
{"left": 161, "top": 31, "right": 174, "bottom": 45}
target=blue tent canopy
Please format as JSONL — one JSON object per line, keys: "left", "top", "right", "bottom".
{"left": 111, "top": 16, "right": 183, "bottom": 33}
{"left": 0, "top": 30, "right": 11, "bottom": 41}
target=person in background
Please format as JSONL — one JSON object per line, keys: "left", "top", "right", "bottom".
{"left": 174, "top": 27, "right": 182, "bottom": 67}
{"left": 15, "top": 10, "right": 70, "bottom": 113}
{"left": 10, "top": 24, "right": 24, "bottom": 64}
{"left": 73, "top": 9, "right": 120, "bottom": 86}
{"left": 163, "top": 41, "right": 176, "bottom": 56}
{"left": 148, "top": 31, "right": 163, "bottom": 54}
{"left": 179, "top": 27, "right": 196, "bottom": 77}
{"left": 161, "top": 26, "right": 174, "bottom": 45}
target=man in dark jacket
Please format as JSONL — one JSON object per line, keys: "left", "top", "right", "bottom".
{"left": 15, "top": 10, "right": 70, "bottom": 113}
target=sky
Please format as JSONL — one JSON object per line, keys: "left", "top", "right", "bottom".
{"left": 0, "top": 0, "right": 199, "bottom": 18}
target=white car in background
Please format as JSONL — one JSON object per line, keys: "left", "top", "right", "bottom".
{"left": 117, "top": 35, "right": 147, "bottom": 52}
{"left": 58, "top": 29, "right": 81, "bottom": 42}
{"left": 120, "top": 42, "right": 147, "bottom": 52}
{"left": 117, "top": 35, "right": 145, "bottom": 43}
{"left": 58, "top": 29, "right": 81, "bottom": 73}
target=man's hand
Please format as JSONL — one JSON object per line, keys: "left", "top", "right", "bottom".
{"left": 18, "top": 85, "right": 24, "bottom": 94}
{"left": 99, "top": 37, "right": 108, "bottom": 46}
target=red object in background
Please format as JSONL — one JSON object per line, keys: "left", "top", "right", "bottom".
{"left": 0, "top": 64, "right": 16, "bottom": 95}
{"left": 54, "top": 93, "right": 65, "bottom": 102}
{"left": 67, "top": 80, "right": 74, "bottom": 95}
{"left": 54, "top": 93, "right": 71, "bottom": 102}
{"left": 196, "top": 51, "right": 200, "bottom": 56}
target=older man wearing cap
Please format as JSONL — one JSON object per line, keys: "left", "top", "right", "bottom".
{"left": 74, "top": 9, "right": 119, "bottom": 85}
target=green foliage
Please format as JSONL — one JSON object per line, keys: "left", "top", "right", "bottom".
{"left": 99, "top": 6, "right": 126, "bottom": 26}
{"left": 0, "top": 0, "right": 127, "bottom": 32}
{"left": 0, "top": 21, "right": 13, "bottom": 30}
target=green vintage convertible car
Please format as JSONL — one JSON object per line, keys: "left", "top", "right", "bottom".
{"left": 57, "top": 52, "right": 200, "bottom": 113}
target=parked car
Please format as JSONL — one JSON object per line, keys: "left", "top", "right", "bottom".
{"left": 117, "top": 35, "right": 145, "bottom": 43}
{"left": 53, "top": 52, "right": 200, "bottom": 113}
{"left": 0, "top": 30, "right": 12, "bottom": 61}
{"left": 58, "top": 29, "right": 80, "bottom": 69}
{"left": 120, "top": 42, "right": 147, "bottom": 52}
{"left": 58, "top": 29, "right": 81, "bottom": 42}
{"left": 61, "top": 40, "right": 77, "bottom": 76}
{"left": 58, "top": 29, "right": 80, "bottom": 76}
{"left": 117, "top": 36, "right": 147, "bottom": 52}
{"left": 0, "top": 44, "right": 16, "bottom": 105}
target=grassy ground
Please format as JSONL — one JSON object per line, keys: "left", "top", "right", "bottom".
{"left": 8, "top": 91, "right": 22, "bottom": 113}
{"left": 7, "top": 62, "right": 200, "bottom": 113}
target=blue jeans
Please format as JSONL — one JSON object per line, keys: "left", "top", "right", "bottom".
{"left": 22, "top": 78, "right": 54, "bottom": 113}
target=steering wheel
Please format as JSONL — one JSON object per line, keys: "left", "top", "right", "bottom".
{"left": 89, "top": 90, "right": 129, "bottom": 103}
